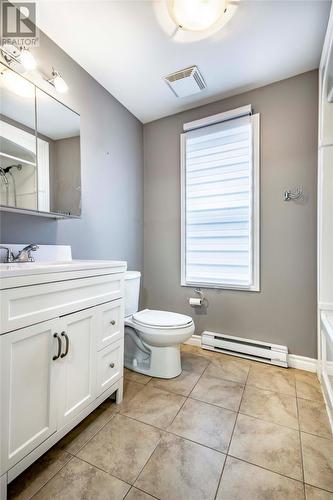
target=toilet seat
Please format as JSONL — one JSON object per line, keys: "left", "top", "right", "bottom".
{"left": 132, "top": 309, "right": 193, "bottom": 329}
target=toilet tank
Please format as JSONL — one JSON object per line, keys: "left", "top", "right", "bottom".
{"left": 124, "top": 271, "right": 141, "bottom": 317}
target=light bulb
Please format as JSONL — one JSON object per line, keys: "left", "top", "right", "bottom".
{"left": 169, "top": 0, "right": 226, "bottom": 31}
{"left": 52, "top": 72, "right": 68, "bottom": 93}
{"left": 0, "top": 69, "right": 34, "bottom": 98}
{"left": 19, "top": 49, "right": 37, "bottom": 70}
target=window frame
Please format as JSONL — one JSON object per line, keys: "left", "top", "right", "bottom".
{"left": 180, "top": 111, "right": 260, "bottom": 291}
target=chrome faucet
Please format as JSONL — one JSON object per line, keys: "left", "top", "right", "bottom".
{"left": 0, "top": 246, "right": 14, "bottom": 263}
{"left": 0, "top": 244, "right": 39, "bottom": 263}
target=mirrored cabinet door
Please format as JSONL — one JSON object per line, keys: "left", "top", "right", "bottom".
{"left": 0, "top": 64, "right": 81, "bottom": 218}
{"left": 0, "top": 64, "right": 38, "bottom": 211}
{"left": 36, "top": 88, "right": 81, "bottom": 217}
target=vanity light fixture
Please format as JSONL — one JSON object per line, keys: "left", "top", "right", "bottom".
{"left": 168, "top": 0, "right": 227, "bottom": 31}
{"left": 19, "top": 48, "right": 37, "bottom": 71}
{"left": 47, "top": 68, "right": 68, "bottom": 93}
{"left": 0, "top": 43, "right": 37, "bottom": 71}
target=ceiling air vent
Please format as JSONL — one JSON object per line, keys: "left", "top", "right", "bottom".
{"left": 164, "top": 65, "right": 206, "bottom": 98}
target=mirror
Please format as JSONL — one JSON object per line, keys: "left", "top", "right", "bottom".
{"left": 0, "top": 64, "right": 37, "bottom": 210}
{"left": 36, "top": 88, "right": 81, "bottom": 216}
{"left": 0, "top": 64, "right": 81, "bottom": 217}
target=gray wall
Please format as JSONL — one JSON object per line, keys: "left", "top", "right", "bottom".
{"left": 0, "top": 30, "right": 144, "bottom": 271}
{"left": 143, "top": 71, "right": 318, "bottom": 357}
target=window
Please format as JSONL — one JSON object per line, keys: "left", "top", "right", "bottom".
{"left": 181, "top": 106, "right": 260, "bottom": 290}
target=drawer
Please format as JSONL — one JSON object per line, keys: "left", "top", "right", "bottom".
{"left": 97, "top": 340, "right": 123, "bottom": 396}
{"left": 97, "top": 299, "right": 124, "bottom": 350}
{"left": 1, "top": 273, "right": 124, "bottom": 334}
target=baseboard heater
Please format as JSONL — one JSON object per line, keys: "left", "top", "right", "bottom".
{"left": 201, "top": 331, "right": 288, "bottom": 368}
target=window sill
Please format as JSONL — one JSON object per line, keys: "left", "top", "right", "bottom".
{"left": 180, "top": 282, "right": 260, "bottom": 292}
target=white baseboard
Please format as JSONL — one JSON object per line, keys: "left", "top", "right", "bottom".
{"left": 185, "top": 335, "right": 317, "bottom": 372}
{"left": 288, "top": 354, "right": 317, "bottom": 373}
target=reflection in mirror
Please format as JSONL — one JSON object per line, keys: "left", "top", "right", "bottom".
{"left": 36, "top": 88, "right": 81, "bottom": 216}
{"left": 0, "top": 64, "right": 81, "bottom": 218}
{"left": 0, "top": 63, "right": 37, "bottom": 210}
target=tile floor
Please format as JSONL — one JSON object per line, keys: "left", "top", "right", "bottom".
{"left": 8, "top": 345, "right": 333, "bottom": 500}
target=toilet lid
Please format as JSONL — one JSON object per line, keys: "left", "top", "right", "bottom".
{"left": 132, "top": 309, "right": 193, "bottom": 328}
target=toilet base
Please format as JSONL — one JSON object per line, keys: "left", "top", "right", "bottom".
{"left": 124, "top": 328, "right": 182, "bottom": 379}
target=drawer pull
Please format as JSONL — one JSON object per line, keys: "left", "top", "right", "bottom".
{"left": 110, "top": 320, "right": 116, "bottom": 326}
{"left": 60, "top": 331, "right": 70, "bottom": 358}
{"left": 53, "top": 333, "right": 62, "bottom": 361}
{"left": 110, "top": 362, "right": 115, "bottom": 368}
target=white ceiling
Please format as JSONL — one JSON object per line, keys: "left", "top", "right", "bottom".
{"left": 37, "top": 0, "right": 331, "bottom": 123}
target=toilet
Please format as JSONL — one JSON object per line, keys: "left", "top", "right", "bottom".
{"left": 124, "top": 271, "right": 195, "bottom": 378}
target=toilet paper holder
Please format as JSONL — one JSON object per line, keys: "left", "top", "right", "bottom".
{"left": 189, "top": 288, "right": 204, "bottom": 307}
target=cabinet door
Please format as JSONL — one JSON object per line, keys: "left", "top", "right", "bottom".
{"left": 0, "top": 319, "right": 59, "bottom": 472}
{"left": 58, "top": 308, "right": 97, "bottom": 428}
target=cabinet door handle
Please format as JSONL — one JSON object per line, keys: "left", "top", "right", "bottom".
{"left": 110, "top": 362, "right": 115, "bottom": 368}
{"left": 53, "top": 333, "right": 62, "bottom": 361}
{"left": 110, "top": 320, "right": 116, "bottom": 326}
{"left": 60, "top": 331, "right": 69, "bottom": 358}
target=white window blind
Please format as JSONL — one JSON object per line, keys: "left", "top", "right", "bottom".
{"left": 181, "top": 111, "right": 260, "bottom": 290}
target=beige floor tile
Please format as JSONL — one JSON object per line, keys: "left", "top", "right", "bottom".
{"left": 247, "top": 363, "right": 296, "bottom": 396}
{"left": 229, "top": 413, "right": 303, "bottom": 480}
{"left": 8, "top": 447, "right": 72, "bottom": 500}
{"left": 216, "top": 456, "right": 305, "bottom": 500}
{"left": 240, "top": 385, "right": 298, "bottom": 429}
{"left": 125, "top": 487, "right": 156, "bottom": 500}
{"left": 181, "top": 343, "right": 203, "bottom": 355}
{"left": 149, "top": 369, "right": 201, "bottom": 396}
{"left": 77, "top": 414, "right": 162, "bottom": 484}
{"left": 135, "top": 433, "right": 225, "bottom": 500}
{"left": 190, "top": 373, "right": 244, "bottom": 411}
{"left": 181, "top": 344, "right": 219, "bottom": 360}
{"left": 124, "top": 368, "right": 152, "bottom": 385}
{"left": 114, "top": 379, "right": 146, "bottom": 411}
{"left": 301, "top": 432, "right": 333, "bottom": 492}
{"left": 32, "top": 457, "right": 130, "bottom": 500}
{"left": 168, "top": 398, "right": 236, "bottom": 452}
{"left": 205, "top": 355, "right": 250, "bottom": 384}
{"left": 180, "top": 350, "right": 209, "bottom": 374}
{"left": 295, "top": 371, "right": 324, "bottom": 402}
{"left": 305, "top": 485, "right": 333, "bottom": 500}
{"left": 58, "top": 404, "right": 117, "bottom": 455}
{"left": 121, "top": 384, "right": 185, "bottom": 428}
{"left": 298, "top": 399, "right": 332, "bottom": 438}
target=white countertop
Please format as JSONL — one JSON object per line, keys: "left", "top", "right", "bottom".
{"left": 0, "top": 260, "right": 127, "bottom": 278}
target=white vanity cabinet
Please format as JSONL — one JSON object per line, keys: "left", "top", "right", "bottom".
{"left": 0, "top": 260, "right": 126, "bottom": 499}
{"left": 1, "top": 319, "right": 59, "bottom": 471}
{"left": 57, "top": 307, "right": 98, "bottom": 428}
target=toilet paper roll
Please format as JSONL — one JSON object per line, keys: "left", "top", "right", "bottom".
{"left": 189, "top": 297, "right": 202, "bottom": 306}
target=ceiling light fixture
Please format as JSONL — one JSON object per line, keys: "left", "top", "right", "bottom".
{"left": 47, "top": 68, "right": 69, "bottom": 93}
{"left": 168, "top": 0, "right": 226, "bottom": 31}
{"left": 0, "top": 43, "right": 37, "bottom": 71}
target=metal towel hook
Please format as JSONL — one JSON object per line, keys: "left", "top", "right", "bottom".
{"left": 283, "top": 186, "right": 303, "bottom": 202}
